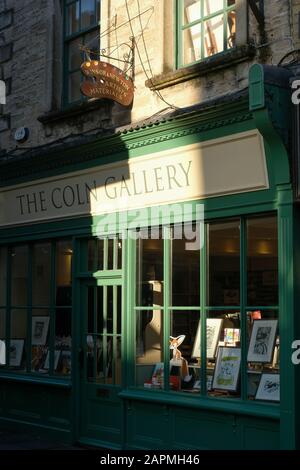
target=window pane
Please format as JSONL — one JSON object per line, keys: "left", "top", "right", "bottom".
{"left": 207, "top": 310, "right": 241, "bottom": 398}
{"left": 10, "top": 309, "right": 27, "bottom": 370}
{"left": 68, "top": 71, "right": 82, "bottom": 103}
{"left": 55, "top": 308, "right": 72, "bottom": 376}
{"left": 97, "top": 285, "right": 103, "bottom": 334}
{"left": 11, "top": 246, "right": 28, "bottom": 306}
{"left": 56, "top": 240, "right": 73, "bottom": 289}
{"left": 66, "top": 1, "right": 80, "bottom": 35}
{"left": 182, "top": 24, "right": 201, "bottom": 65}
{"left": 84, "top": 30, "right": 99, "bottom": 60}
{"left": 107, "top": 239, "right": 114, "bottom": 270}
{"left": 136, "top": 229, "right": 163, "bottom": 307}
{"left": 0, "top": 248, "right": 7, "bottom": 305}
{"left": 247, "top": 216, "right": 278, "bottom": 306}
{"left": 81, "top": 0, "right": 96, "bottom": 29}
{"left": 136, "top": 310, "right": 164, "bottom": 388}
{"left": 0, "top": 309, "right": 5, "bottom": 340}
{"left": 68, "top": 37, "right": 83, "bottom": 71}
{"left": 170, "top": 310, "right": 200, "bottom": 393}
{"left": 172, "top": 223, "right": 200, "bottom": 306}
{"left": 204, "top": 0, "right": 224, "bottom": 16}
{"left": 97, "top": 238, "right": 104, "bottom": 271}
{"left": 31, "top": 311, "right": 50, "bottom": 372}
{"left": 247, "top": 310, "right": 279, "bottom": 402}
{"left": 204, "top": 14, "right": 224, "bottom": 57}
{"left": 227, "top": 10, "right": 236, "bottom": 48}
{"left": 0, "top": 309, "right": 6, "bottom": 366}
{"left": 183, "top": 0, "right": 201, "bottom": 25}
{"left": 114, "top": 337, "right": 122, "bottom": 385}
{"left": 96, "top": 0, "right": 101, "bottom": 22}
{"left": 208, "top": 220, "right": 240, "bottom": 306}
{"left": 87, "top": 239, "right": 95, "bottom": 271}
{"left": 117, "top": 237, "right": 122, "bottom": 270}
{"left": 32, "top": 243, "right": 51, "bottom": 306}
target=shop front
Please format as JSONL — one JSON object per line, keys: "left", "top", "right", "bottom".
{"left": 0, "top": 64, "right": 297, "bottom": 450}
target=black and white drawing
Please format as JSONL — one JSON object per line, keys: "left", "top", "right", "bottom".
{"left": 247, "top": 319, "right": 278, "bottom": 363}
{"left": 192, "top": 318, "right": 223, "bottom": 359}
{"left": 9, "top": 339, "right": 24, "bottom": 367}
{"left": 255, "top": 373, "right": 280, "bottom": 402}
{"left": 254, "top": 326, "right": 271, "bottom": 355}
{"left": 32, "top": 316, "right": 50, "bottom": 346}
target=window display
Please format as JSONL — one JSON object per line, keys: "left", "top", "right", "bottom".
{"left": 135, "top": 214, "right": 279, "bottom": 403}
{"left": 0, "top": 239, "right": 73, "bottom": 376}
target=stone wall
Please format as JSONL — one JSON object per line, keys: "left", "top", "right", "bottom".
{"left": 0, "top": 0, "right": 296, "bottom": 154}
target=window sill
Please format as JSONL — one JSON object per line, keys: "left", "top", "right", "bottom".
{"left": 38, "top": 99, "right": 112, "bottom": 125}
{"left": 145, "top": 45, "right": 256, "bottom": 91}
{"left": 0, "top": 371, "right": 72, "bottom": 388}
{"left": 118, "top": 389, "right": 280, "bottom": 420}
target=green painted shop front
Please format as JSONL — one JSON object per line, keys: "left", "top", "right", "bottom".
{"left": 0, "top": 64, "right": 298, "bottom": 450}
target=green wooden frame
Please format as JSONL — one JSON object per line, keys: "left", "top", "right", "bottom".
{"left": 63, "top": 0, "right": 101, "bottom": 107}
{"left": 176, "top": 0, "right": 236, "bottom": 68}
{"left": 0, "top": 239, "right": 73, "bottom": 381}
{"left": 132, "top": 214, "right": 279, "bottom": 398}
{"left": 0, "top": 63, "right": 296, "bottom": 448}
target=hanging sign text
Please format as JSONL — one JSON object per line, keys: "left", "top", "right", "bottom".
{"left": 81, "top": 60, "right": 134, "bottom": 107}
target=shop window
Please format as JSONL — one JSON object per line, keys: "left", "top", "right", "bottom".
{"left": 63, "top": 0, "right": 101, "bottom": 106}
{"left": 86, "top": 236, "right": 122, "bottom": 272}
{"left": 177, "top": 0, "right": 237, "bottom": 67}
{"left": 0, "top": 239, "right": 73, "bottom": 377}
{"left": 135, "top": 215, "right": 279, "bottom": 404}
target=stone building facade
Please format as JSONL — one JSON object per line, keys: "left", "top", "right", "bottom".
{"left": 0, "top": 0, "right": 298, "bottom": 153}
{"left": 0, "top": 1, "right": 300, "bottom": 451}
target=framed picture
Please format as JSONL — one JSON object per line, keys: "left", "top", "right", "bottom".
{"left": 192, "top": 318, "right": 223, "bottom": 360}
{"left": 151, "top": 362, "right": 164, "bottom": 387}
{"left": 247, "top": 371, "right": 262, "bottom": 397}
{"left": 255, "top": 373, "right": 280, "bottom": 402}
{"left": 212, "top": 347, "right": 241, "bottom": 392}
{"left": 247, "top": 319, "right": 278, "bottom": 363}
{"left": 0, "top": 339, "right": 5, "bottom": 365}
{"left": 42, "top": 350, "right": 61, "bottom": 371}
{"left": 9, "top": 339, "right": 24, "bottom": 367}
{"left": 32, "top": 316, "right": 50, "bottom": 346}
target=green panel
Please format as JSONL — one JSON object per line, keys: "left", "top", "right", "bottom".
{"left": 240, "top": 417, "right": 280, "bottom": 450}
{"left": 172, "top": 409, "right": 238, "bottom": 450}
{"left": 80, "top": 387, "right": 122, "bottom": 446}
{"left": 126, "top": 402, "right": 168, "bottom": 450}
{"left": 0, "top": 382, "right": 71, "bottom": 432}
{"left": 249, "top": 64, "right": 265, "bottom": 111}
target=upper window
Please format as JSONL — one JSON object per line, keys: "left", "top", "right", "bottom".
{"left": 177, "top": 0, "right": 236, "bottom": 67}
{"left": 64, "top": 0, "right": 101, "bottom": 106}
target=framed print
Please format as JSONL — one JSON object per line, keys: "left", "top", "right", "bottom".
{"left": 0, "top": 339, "right": 5, "bottom": 365}
{"left": 212, "top": 347, "right": 241, "bottom": 391}
{"left": 192, "top": 318, "right": 223, "bottom": 359}
{"left": 247, "top": 371, "right": 261, "bottom": 397}
{"left": 247, "top": 319, "right": 278, "bottom": 363}
{"left": 42, "top": 350, "right": 61, "bottom": 371}
{"left": 151, "top": 362, "right": 164, "bottom": 387}
{"left": 9, "top": 339, "right": 24, "bottom": 367}
{"left": 255, "top": 373, "right": 280, "bottom": 402}
{"left": 32, "top": 316, "right": 50, "bottom": 346}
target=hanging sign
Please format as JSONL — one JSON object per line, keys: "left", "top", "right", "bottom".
{"left": 80, "top": 60, "right": 134, "bottom": 107}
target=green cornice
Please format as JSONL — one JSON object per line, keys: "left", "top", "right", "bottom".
{"left": 0, "top": 95, "right": 252, "bottom": 186}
